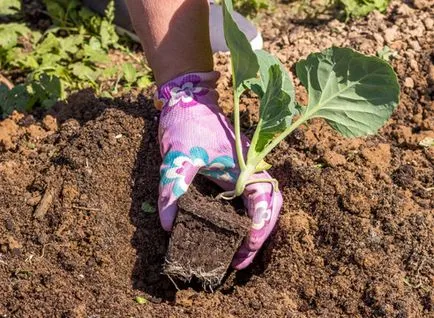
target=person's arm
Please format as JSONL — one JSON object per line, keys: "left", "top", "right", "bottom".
{"left": 124, "top": 0, "right": 213, "bottom": 85}
{"left": 124, "top": 0, "right": 283, "bottom": 270}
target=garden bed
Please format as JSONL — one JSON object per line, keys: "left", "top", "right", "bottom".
{"left": 0, "top": 1, "right": 433, "bottom": 317}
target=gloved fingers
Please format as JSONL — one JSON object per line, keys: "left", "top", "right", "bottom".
{"left": 232, "top": 190, "right": 282, "bottom": 269}
{"left": 158, "top": 150, "right": 204, "bottom": 231}
{"left": 232, "top": 173, "right": 283, "bottom": 269}
{"left": 246, "top": 184, "right": 282, "bottom": 251}
{"left": 231, "top": 247, "right": 258, "bottom": 270}
{"left": 199, "top": 154, "right": 239, "bottom": 190}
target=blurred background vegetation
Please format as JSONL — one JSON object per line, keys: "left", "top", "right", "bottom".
{"left": 0, "top": 0, "right": 390, "bottom": 118}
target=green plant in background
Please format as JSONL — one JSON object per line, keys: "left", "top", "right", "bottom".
{"left": 0, "top": 74, "right": 62, "bottom": 115}
{"left": 0, "top": 0, "right": 151, "bottom": 118}
{"left": 233, "top": 0, "right": 270, "bottom": 14}
{"left": 0, "top": 0, "right": 21, "bottom": 16}
{"left": 377, "top": 45, "right": 398, "bottom": 62}
{"left": 215, "top": 0, "right": 270, "bottom": 17}
{"left": 338, "top": 0, "right": 390, "bottom": 18}
{"left": 220, "top": 0, "right": 399, "bottom": 198}
{"left": 292, "top": 0, "right": 391, "bottom": 21}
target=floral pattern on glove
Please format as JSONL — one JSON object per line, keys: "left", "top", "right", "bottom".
{"left": 251, "top": 200, "right": 272, "bottom": 230}
{"left": 160, "top": 147, "right": 237, "bottom": 198}
{"left": 156, "top": 74, "right": 209, "bottom": 115}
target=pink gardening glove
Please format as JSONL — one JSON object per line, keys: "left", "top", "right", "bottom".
{"left": 155, "top": 71, "right": 283, "bottom": 269}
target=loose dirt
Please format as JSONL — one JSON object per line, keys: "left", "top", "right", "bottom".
{"left": 0, "top": 1, "right": 433, "bottom": 317}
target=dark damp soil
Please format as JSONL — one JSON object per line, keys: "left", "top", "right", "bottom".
{"left": 165, "top": 176, "right": 249, "bottom": 290}
{"left": 0, "top": 1, "right": 433, "bottom": 317}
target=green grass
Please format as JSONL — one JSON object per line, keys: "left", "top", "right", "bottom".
{"left": 0, "top": 0, "right": 151, "bottom": 118}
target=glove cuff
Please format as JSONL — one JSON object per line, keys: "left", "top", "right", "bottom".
{"left": 154, "top": 71, "right": 220, "bottom": 114}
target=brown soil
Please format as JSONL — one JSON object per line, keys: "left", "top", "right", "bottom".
{"left": 0, "top": 1, "right": 433, "bottom": 317}
{"left": 165, "top": 177, "right": 249, "bottom": 289}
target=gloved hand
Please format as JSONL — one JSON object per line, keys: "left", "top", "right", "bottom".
{"left": 155, "top": 71, "right": 283, "bottom": 269}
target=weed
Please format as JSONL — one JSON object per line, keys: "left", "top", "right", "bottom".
{"left": 0, "top": 0, "right": 151, "bottom": 118}
{"left": 338, "top": 0, "right": 390, "bottom": 18}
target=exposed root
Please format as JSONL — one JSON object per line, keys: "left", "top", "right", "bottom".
{"left": 164, "top": 258, "right": 226, "bottom": 290}
{"left": 216, "top": 190, "right": 237, "bottom": 200}
{"left": 166, "top": 273, "right": 181, "bottom": 291}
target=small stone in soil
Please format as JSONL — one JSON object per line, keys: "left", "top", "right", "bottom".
{"left": 404, "top": 77, "right": 415, "bottom": 88}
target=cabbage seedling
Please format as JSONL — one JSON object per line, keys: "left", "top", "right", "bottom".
{"left": 220, "top": 0, "right": 400, "bottom": 198}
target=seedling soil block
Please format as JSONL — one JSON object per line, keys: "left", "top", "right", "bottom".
{"left": 164, "top": 178, "right": 250, "bottom": 289}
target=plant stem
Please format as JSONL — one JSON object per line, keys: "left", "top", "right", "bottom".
{"left": 232, "top": 112, "right": 308, "bottom": 197}
{"left": 253, "top": 114, "right": 308, "bottom": 167}
{"left": 233, "top": 113, "right": 309, "bottom": 197}
{"left": 234, "top": 164, "right": 255, "bottom": 196}
{"left": 247, "top": 117, "right": 261, "bottom": 162}
{"left": 233, "top": 92, "right": 246, "bottom": 171}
